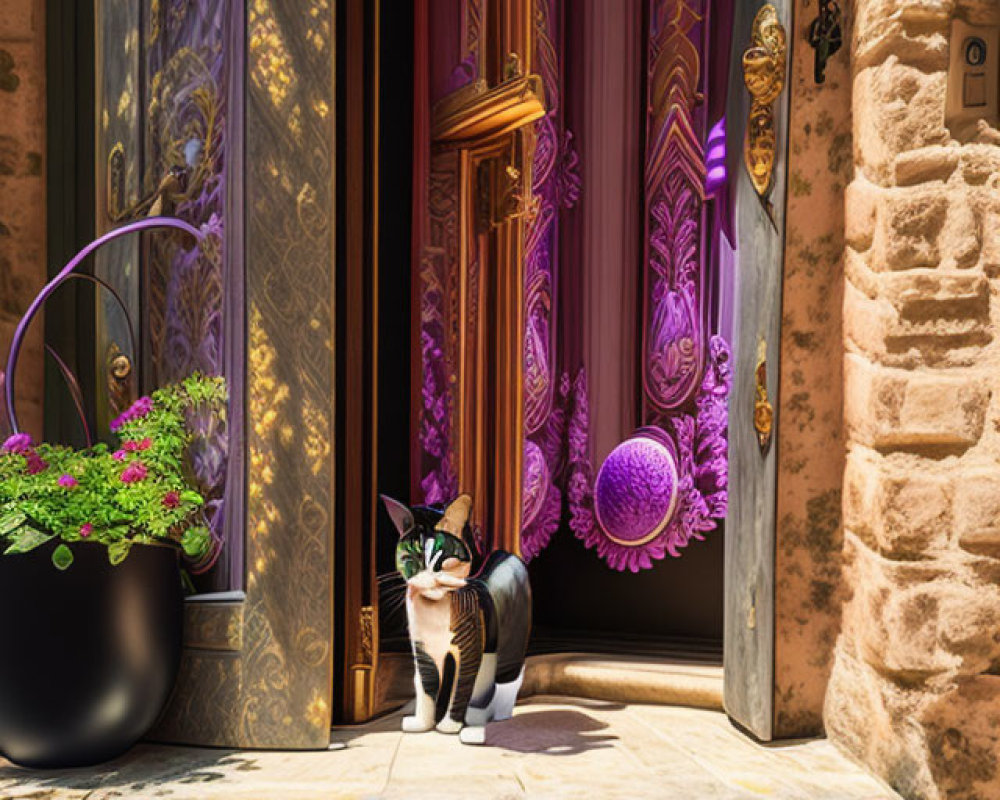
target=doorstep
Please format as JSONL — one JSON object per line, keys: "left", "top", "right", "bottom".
{"left": 522, "top": 653, "right": 724, "bottom": 710}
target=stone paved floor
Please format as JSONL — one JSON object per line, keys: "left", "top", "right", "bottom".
{"left": 0, "top": 697, "right": 899, "bottom": 799}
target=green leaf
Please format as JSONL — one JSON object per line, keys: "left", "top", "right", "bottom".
{"left": 4, "top": 526, "right": 54, "bottom": 554}
{"left": 108, "top": 540, "right": 131, "bottom": 566}
{"left": 181, "top": 526, "right": 210, "bottom": 559}
{"left": 0, "top": 510, "right": 27, "bottom": 537}
{"left": 180, "top": 490, "right": 203, "bottom": 506}
{"left": 51, "top": 543, "right": 74, "bottom": 570}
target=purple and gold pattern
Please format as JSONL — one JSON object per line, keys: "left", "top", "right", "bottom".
{"left": 642, "top": 0, "right": 707, "bottom": 413}
{"left": 144, "top": 0, "right": 229, "bottom": 575}
{"left": 519, "top": 0, "right": 580, "bottom": 559}
{"left": 567, "top": 0, "right": 730, "bottom": 571}
{"left": 418, "top": 152, "right": 461, "bottom": 505}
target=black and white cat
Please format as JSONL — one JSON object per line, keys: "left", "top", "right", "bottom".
{"left": 381, "top": 493, "right": 532, "bottom": 745}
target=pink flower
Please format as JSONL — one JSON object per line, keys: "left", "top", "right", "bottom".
{"left": 24, "top": 452, "right": 47, "bottom": 475}
{"left": 58, "top": 474, "right": 78, "bottom": 488}
{"left": 112, "top": 449, "right": 128, "bottom": 461}
{"left": 122, "top": 440, "right": 138, "bottom": 452}
{"left": 109, "top": 396, "right": 153, "bottom": 432}
{"left": 123, "top": 437, "right": 152, "bottom": 453}
{"left": 120, "top": 461, "right": 148, "bottom": 483}
{"left": 131, "top": 396, "right": 153, "bottom": 418}
{"left": 162, "top": 491, "right": 181, "bottom": 509}
{"left": 79, "top": 523, "right": 93, "bottom": 538}
{"left": 138, "top": 437, "right": 152, "bottom": 451}
{"left": 2, "top": 433, "right": 33, "bottom": 453}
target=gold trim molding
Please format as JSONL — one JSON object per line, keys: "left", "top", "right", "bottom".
{"left": 433, "top": 75, "right": 546, "bottom": 145}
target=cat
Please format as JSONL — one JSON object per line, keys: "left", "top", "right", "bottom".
{"left": 381, "top": 493, "right": 532, "bottom": 745}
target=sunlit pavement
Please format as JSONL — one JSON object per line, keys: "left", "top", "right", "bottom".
{"left": 0, "top": 696, "right": 899, "bottom": 799}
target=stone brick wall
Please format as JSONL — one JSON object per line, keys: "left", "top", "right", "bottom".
{"left": 826, "top": 1, "right": 1000, "bottom": 797}
{"left": 0, "top": 0, "right": 44, "bottom": 439}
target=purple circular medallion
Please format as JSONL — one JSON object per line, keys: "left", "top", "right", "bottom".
{"left": 594, "top": 434, "right": 679, "bottom": 547}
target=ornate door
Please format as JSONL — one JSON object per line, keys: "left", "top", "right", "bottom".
{"left": 413, "top": 0, "right": 544, "bottom": 553}
{"left": 93, "top": 0, "right": 338, "bottom": 748}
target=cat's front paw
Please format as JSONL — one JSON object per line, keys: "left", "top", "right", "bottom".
{"left": 435, "top": 717, "right": 463, "bottom": 735}
{"left": 459, "top": 726, "right": 486, "bottom": 745}
{"left": 402, "top": 715, "right": 434, "bottom": 733}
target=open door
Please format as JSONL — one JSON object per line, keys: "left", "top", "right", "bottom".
{"left": 83, "top": 0, "right": 338, "bottom": 747}
{"left": 722, "top": 0, "right": 791, "bottom": 741}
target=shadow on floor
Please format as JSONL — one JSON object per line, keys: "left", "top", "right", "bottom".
{"left": 0, "top": 744, "right": 261, "bottom": 794}
{"left": 486, "top": 707, "right": 619, "bottom": 756}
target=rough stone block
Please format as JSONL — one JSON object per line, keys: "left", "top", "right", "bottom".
{"left": 880, "top": 270, "right": 991, "bottom": 355}
{"left": 844, "top": 449, "right": 952, "bottom": 558}
{"left": 955, "top": 471, "right": 1000, "bottom": 558}
{"left": 871, "top": 187, "right": 948, "bottom": 271}
{"left": 844, "top": 179, "right": 881, "bottom": 252}
{"left": 943, "top": 196, "right": 983, "bottom": 269}
{"left": 983, "top": 207, "right": 1000, "bottom": 276}
{"left": 844, "top": 355, "right": 989, "bottom": 449}
{"left": 844, "top": 533, "right": 1000, "bottom": 677}
{"left": 853, "top": 60, "right": 949, "bottom": 183}
{"left": 855, "top": 16, "right": 949, "bottom": 74}
{"left": 844, "top": 247, "right": 879, "bottom": 299}
{"left": 854, "top": 0, "right": 953, "bottom": 47}
{"left": 883, "top": 271, "right": 988, "bottom": 318}
{"left": 960, "top": 144, "right": 1000, "bottom": 186}
{"left": 825, "top": 644, "right": 939, "bottom": 800}
{"left": 843, "top": 281, "right": 892, "bottom": 359}
{"left": 894, "top": 146, "right": 958, "bottom": 186}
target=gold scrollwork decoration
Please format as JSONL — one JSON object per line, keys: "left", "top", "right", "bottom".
{"left": 743, "top": 4, "right": 787, "bottom": 198}
{"left": 358, "top": 605, "right": 375, "bottom": 666}
{"left": 754, "top": 339, "right": 773, "bottom": 454}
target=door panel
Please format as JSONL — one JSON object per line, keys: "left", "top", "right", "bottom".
{"left": 91, "top": 0, "right": 337, "bottom": 748}
{"left": 723, "top": 0, "right": 791, "bottom": 742}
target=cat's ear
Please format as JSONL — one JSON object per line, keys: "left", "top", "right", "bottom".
{"left": 436, "top": 494, "right": 472, "bottom": 536}
{"left": 381, "top": 494, "right": 415, "bottom": 536}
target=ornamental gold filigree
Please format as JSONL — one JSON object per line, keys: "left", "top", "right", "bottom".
{"left": 754, "top": 339, "right": 773, "bottom": 454}
{"left": 743, "top": 4, "right": 786, "bottom": 198}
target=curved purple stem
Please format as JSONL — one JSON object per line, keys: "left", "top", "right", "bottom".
{"left": 62, "top": 272, "right": 139, "bottom": 366}
{"left": 4, "top": 216, "right": 203, "bottom": 434}
{"left": 44, "top": 344, "right": 92, "bottom": 446}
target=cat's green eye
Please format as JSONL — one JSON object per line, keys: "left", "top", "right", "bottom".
{"left": 396, "top": 551, "right": 420, "bottom": 579}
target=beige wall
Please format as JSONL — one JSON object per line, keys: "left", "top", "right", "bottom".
{"left": 826, "top": 1, "right": 1000, "bottom": 797}
{"left": 0, "top": 0, "right": 44, "bottom": 439}
{"left": 773, "top": 0, "right": 853, "bottom": 739}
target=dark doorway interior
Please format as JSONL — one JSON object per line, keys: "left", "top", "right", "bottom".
{"left": 529, "top": 527, "right": 724, "bottom": 659}
{"left": 374, "top": 0, "right": 415, "bottom": 657}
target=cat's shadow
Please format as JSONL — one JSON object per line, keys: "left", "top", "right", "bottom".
{"left": 486, "top": 705, "right": 621, "bottom": 756}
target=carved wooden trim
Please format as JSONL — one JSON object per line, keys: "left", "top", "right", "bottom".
{"left": 433, "top": 75, "right": 546, "bottom": 145}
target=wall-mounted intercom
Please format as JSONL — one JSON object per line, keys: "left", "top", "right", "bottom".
{"left": 946, "top": 19, "right": 1000, "bottom": 135}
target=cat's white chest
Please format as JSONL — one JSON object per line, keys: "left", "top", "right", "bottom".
{"left": 407, "top": 593, "right": 452, "bottom": 671}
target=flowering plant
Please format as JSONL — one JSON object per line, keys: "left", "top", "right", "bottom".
{"left": 0, "top": 374, "right": 226, "bottom": 570}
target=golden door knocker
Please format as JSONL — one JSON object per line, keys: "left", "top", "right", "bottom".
{"left": 743, "top": 4, "right": 787, "bottom": 198}
{"left": 754, "top": 339, "right": 773, "bottom": 454}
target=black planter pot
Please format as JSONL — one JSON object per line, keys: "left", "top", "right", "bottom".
{"left": 0, "top": 540, "right": 183, "bottom": 768}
